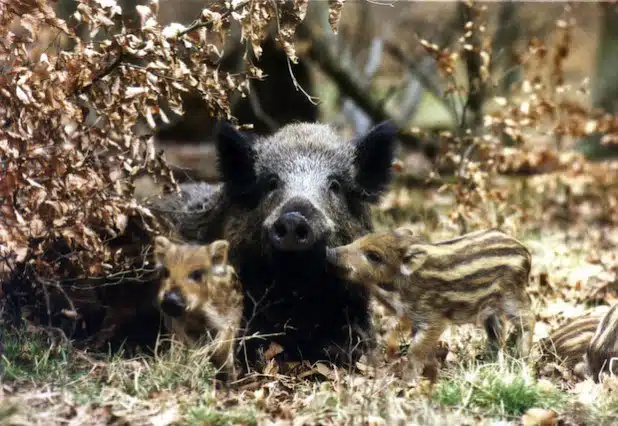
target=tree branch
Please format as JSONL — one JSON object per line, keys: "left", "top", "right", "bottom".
{"left": 342, "top": 37, "right": 384, "bottom": 136}
{"left": 296, "top": 21, "right": 420, "bottom": 148}
{"left": 77, "top": 52, "right": 123, "bottom": 94}
{"left": 458, "top": 1, "right": 487, "bottom": 131}
{"left": 382, "top": 41, "right": 445, "bottom": 109}
{"left": 176, "top": 0, "right": 251, "bottom": 38}
{"left": 78, "top": 1, "right": 251, "bottom": 95}
{"left": 492, "top": 1, "right": 521, "bottom": 95}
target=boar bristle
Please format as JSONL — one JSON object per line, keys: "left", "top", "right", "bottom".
{"left": 587, "top": 303, "right": 618, "bottom": 382}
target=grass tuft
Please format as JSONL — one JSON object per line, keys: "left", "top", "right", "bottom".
{"left": 433, "top": 357, "right": 566, "bottom": 416}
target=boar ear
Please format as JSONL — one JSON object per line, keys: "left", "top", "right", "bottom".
{"left": 400, "top": 247, "right": 427, "bottom": 276}
{"left": 353, "top": 120, "right": 398, "bottom": 201}
{"left": 215, "top": 121, "right": 257, "bottom": 194}
{"left": 209, "top": 239, "right": 229, "bottom": 276}
{"left": 153, "top": 236, "right": 171, "bottom": 266}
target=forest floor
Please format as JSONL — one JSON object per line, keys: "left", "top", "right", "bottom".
{"left": 3, "top": 1, "right": 617, "bottom": 425}
{"left": 2, "top": 177, "right": 618, "bottom": 426}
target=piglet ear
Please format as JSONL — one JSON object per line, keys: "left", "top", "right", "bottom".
{"left": 394, "top": 227, "right": 427, "bottom": 245}
{"left": 394, "top": 226, "right": 415, "bottom": 238}
{"left": 215, "top": 121, "right": 257, "bottom": 196}
{"left": 353, "top": 120, "right": 399, "bottom": 202}
{"left": 400, "top": 248, "right": 427, "bottom": 276}
{"left": 209, "top": 239, "right": 230, "bottom": 276}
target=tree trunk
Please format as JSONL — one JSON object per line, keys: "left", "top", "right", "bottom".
{"left": 577, "top": 3, "right": 618, "bottom": 160}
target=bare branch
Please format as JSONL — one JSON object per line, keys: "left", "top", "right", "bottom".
{"left": 77, "top": 51, "right": 123, "bottom": 94}
{"left": 342, "top": 37, "right": 384, "bottom": 136}
{"left": 383, "top": 40, "right": 454, "bottom": 119}
{"left": 271, "top": 0, "right": 319, "bottom": 105}
{"left": 296, "top": 21, "right": 420, "bottom": 148}
{"left": 176, "top": 0, "right": 251, "bottom": 39}
{"left": 492, "top": 1, "right": 522, "bottom": 95}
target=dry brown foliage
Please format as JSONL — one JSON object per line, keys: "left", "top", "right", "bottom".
{"left": 0, "top": 0, "right": 322, "bottom": 342}
{"left": 410, "top": 2, "right": 618, "bottom": 234}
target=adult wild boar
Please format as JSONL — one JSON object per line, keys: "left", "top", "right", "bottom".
{"left": 152, "top": 120, "right": 398, "bottom": 367}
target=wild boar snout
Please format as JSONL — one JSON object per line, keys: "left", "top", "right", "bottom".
{"left": 267, "top": 196, "right": 330, "bottom": 252}
{"left": 160, "top": 288, "right": 186, "bottom": 318}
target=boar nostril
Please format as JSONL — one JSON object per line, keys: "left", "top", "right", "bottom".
{"left": 296, "top": 223, "right": 309, "bottom": 241}
{"left": 160, "top": 288, "right": 186, "bottom": 318}
{"left": 269, "top": 212, "right": 316, "bottom": 251}
{"left": 274, "top": 221, "right": 287, "bottom": 239}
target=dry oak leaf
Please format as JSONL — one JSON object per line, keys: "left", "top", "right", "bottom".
{"left": 521, "top": 408, "right": 558, "bottom": 426}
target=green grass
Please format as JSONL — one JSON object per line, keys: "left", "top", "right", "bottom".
{"left": 2, "top": 329, "right": 84, "bottom": 384}
{"left": 0, "top": 304, "right": 616, "bottom": 425}
{"left": 433, "top": 358, "right": 566, "bottom": 417}
{"left": 0, "top": 329, "right": 236, "bottom": 425}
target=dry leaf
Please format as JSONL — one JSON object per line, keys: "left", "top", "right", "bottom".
{"left": 263, "top": 341, "right": 284, "bottom": 361}
{"left": 327, "top": 0, "right": 345, "bottom": 34}
{"left": 521, "top": 408, "right": 558, "bottom": 426}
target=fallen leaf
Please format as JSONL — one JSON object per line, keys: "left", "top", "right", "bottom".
{"left": 521, "top": 408, "right": 558, "bottom": 426}
{"left": 263, "top": 342, "right": 284, "bottom": 361}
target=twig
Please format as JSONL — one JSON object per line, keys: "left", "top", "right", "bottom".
{"left": 120, "top": 63, "right": 184, "bottom": 83}
{"left": 492, "top": 1, "right": 521, "bottom": 95}
{"left": 247, "top": 87, "right": 279, "bottom": 132}
{"left": 176, "top": 0, "right": 251, "bottom": 39}
{"left": 36, "top": 275, "right": 79, "bottom": 337}
{"left": 383, "top": 40, "right": 448, "bottom": 112}
{"left": 78, "top": 0, "right": 250, "bottom": 95}
{"left": 271, "top": 0, "right": 319, "bottom": 105}
{"left": 285, "top": 57, "right": 319, "bottom": 105}
{"left": 77, "top": 52, "right": 123, "bottom": 94}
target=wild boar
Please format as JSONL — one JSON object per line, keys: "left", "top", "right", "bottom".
{"left": 539, "top": 313, "right": 602, "bottom": 376}
{"left": 587, "top": 303, "right": 618, "bottom": 382}
{"left": 326, "top": 227, "right": 535, "bottom": 378}
{"left": 149, "top": 120, "right": 399, "bottom": 367}
{"left": 153, "top": 236, "right": 243, "bottom": 382}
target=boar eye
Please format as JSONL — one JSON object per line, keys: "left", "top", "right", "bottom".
{"left": 366, "top": 251, "right": 383, "bottom": 264}
{"left": 267, "top": 175, "right": 280, "bottom": 192}
{"left": 189, "top": 268, "right": 206, "bottom": 281}
{"left": 329, "top": 179, "right": 342, "bottom": 194}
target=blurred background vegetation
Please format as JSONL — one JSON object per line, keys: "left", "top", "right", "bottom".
{"left": 50, "top": 0, "right": 618, "bottom": 184}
